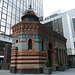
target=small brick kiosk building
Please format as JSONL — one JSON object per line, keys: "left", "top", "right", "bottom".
{"left": 10, "top": 6, "right": 67, "bottom": 74}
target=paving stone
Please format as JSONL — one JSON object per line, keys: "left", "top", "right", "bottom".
{"left": 0, "top": 68, "right": 75, "bottom": 75}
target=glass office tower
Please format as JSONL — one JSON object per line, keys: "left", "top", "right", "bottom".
{"left": 0, "top": 0, "right": 43, "bottom": 35}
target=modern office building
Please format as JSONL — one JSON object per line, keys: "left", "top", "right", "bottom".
{"left": 42, "top": 8, "right": 75, "bottom": 58}
{"left": 0, "top": 0, "right": 43, "bottom": 35}
{"left": 0, "top": 0, "right": 43, "bottom": 65}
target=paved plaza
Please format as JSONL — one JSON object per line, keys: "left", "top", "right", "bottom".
{"left": 0, "top": 68, "right": 75, "bottom": 75}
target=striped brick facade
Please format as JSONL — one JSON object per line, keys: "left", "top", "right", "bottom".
{"left": 10, "top": 9, "right": 56, "bottom": 73}
{"left": 10, "top": 21, "right": 55, "bottom": 73}
{"left": 10, "top": 20, "right": 68, "bottom": 73}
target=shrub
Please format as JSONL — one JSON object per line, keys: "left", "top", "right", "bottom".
{"left": 59, "top": 60, "right": 63, "bottom": 66}
{"left": 45, "top": 60, "right": 50, "bottom": 67}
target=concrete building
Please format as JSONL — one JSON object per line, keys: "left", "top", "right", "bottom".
{"left": 42, "top": 9, "right": 75, "bottom": 59}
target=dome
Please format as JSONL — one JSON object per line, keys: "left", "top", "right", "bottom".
{"left": 24, "top": 6, "right": 37, "bottom": 16}
{"left": 21, "top": 5, "right": 39, "bottom": 21}
{"left": 24, "top": 10, "right": 37, "bottom": 16}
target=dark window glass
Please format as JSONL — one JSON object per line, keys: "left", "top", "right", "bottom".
{"left": 0, "top": 58, "right": 4, "bottom": 63}
{"left": 16, "top": 40, "right": 18, "bottom": 43}
{"left": 28, "top": 39, "right": 32, "bottom": 49}
{"left": 49, "top": 43, "right": 52, "bottom": 49}
{"left": 41, "top": 41, "right": 43, "bottom": 51}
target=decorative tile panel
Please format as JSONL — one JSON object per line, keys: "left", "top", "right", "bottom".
{"left": 33, "top": 43, "right": 41, "bottom": 50}
{"left": 12, "top": 34, "right": 47, "bottom": 50}
{"left": 12, "top": 43, "right": 27, "bottom": 50}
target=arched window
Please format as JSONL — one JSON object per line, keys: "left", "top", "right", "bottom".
{"left": 41, "top": 41, "right": 44, "bottom": 51}
{"left": 28, "top": 39, "right": 32, "bottom": 50}
{"left": 49, "top": 43, "right": 52, "bottom": 49}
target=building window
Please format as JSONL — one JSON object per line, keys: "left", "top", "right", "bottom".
{"left": 49, "top": 43, "right": 52, "bottom": 49}
{"left": 0, "top": 58, "right": 4, "bottom": 63}
{"left": 72, "top": 18, "right": 75, "bottom": 31}
{"left": 15, "top": 38, "right": 19, "bottom": 44}
{"left": 16, "top": 40, "right": 18, "bottom": 43}
{"left": 28, "top": 39, "right": 32, "bottom": 50}
{"left": 41, "top": 40, "right": 44, "bottom": 51}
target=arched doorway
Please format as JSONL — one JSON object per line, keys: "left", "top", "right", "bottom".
{"left": 48, "top": 43, "right": 53, "bottom": 67}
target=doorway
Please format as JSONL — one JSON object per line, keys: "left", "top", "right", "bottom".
{"left": 48, "top": 50, "right": 52, "bottom": 67}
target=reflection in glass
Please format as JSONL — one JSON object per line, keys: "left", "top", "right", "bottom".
{"left": 1, "top": 19, "right": 6, "bottom": 22}
{"left": 9, "top": 0, "right": 12, "bottom": 2}
{"left": 13, "top": 0, "right": 16, "bottom": 5}
{"left": 12, "top": 14, "right": 15, "bottom": 19}
{"left": 17, "top": 1, "right": 20, "bottom": 7}
{"left": 8, "top": 12, "right": 11, "bottom": 16}
{"left": 1, "top": 21, "right": 6, "bottom": 26}
{"left": 16, "top": 20, "right": 19, "bottom": 24}
{"left": 1, "top": 26, "right": 5, "bottom": 32}
{"left": 3, "top": 2, "right": 7, "bottom": 8}
{"left": 3, "top": 9, "right": 7, "bottom": 14}
{"left": 9, "top": 1, "right": 12, "bottom": 6}
{"left": 6, "top": 23, "right": 10, "bottom": 28}
{"left": 8, "top": 5, "right": 12, "bottom": 12}
{"left": 12, "top": 8, "right": 16, "bottom": 15}
{"left": 4, "top": 0, "right": 8, "bottom": 3}
{"left": 2, "top": 14, "right": 6, "bottom": 19}
{"left": 7, "top": 16, "right": 11, "bottom": 24}
{"left": 3, "top": 7, "right": 7, "bottom": 11}
{"left": 11, "top": 18, "right": 15, "bottom": 26}
{"left": 16, "top": 10, "right": 19, "bottom": 17}
{"left": 6, "top": 28, "right": 10, "bottom": 35}
{"left": 11, "top": 29, "right": 12, "bottom": 34}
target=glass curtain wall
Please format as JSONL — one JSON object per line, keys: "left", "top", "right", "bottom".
{"left": 0, "top": 0, "right": 43, "bottom": 35}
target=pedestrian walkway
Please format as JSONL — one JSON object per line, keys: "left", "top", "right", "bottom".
{"left": 0, "top": 68, "right": 75, "bottom": 75}
{"left": 51, "top": 68, "right": 75, "bottom": 75}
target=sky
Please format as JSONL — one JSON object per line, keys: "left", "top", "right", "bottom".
{"left": 43, "top": 0, "right": 75, "bottom": 18}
